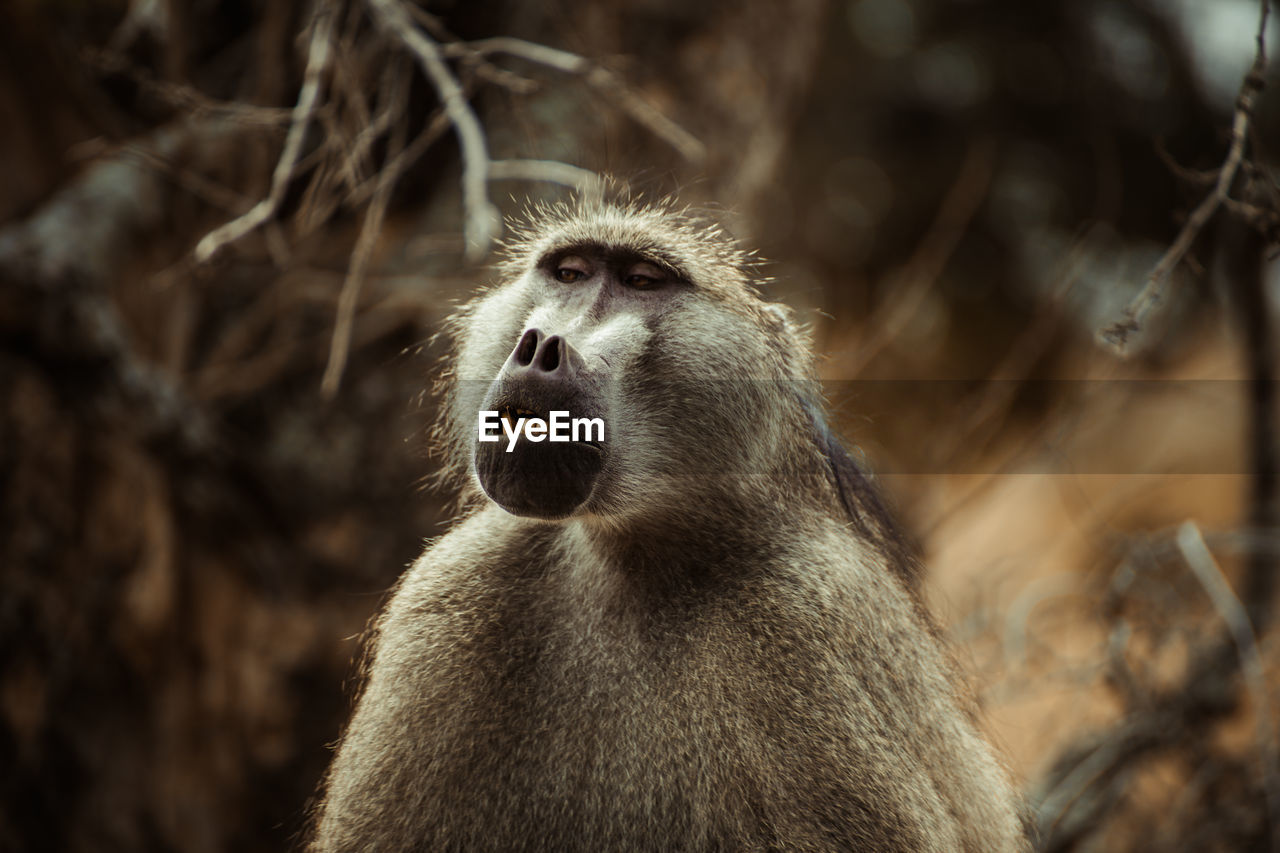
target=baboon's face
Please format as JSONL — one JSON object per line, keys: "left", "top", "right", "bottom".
{"left": 455, "top": 233, "right": 798, "bottom": 522}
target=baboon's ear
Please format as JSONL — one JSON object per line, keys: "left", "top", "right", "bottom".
{"left": 764, "top": 301, "right": 813, "bottom": 352}
{"left": 763, "top": 302, "right": 792, "bottom": 327}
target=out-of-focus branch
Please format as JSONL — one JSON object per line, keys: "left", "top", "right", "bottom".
{"left": 366, "top": 0, "right": 498, "bottom": 261}
{"left": 1034, "top": 221, "right": 1280, "bottom": 853}
{"left": 462, "top": 37, "right": 706, "bottom": 165}
{"left": 1098, "top": 0, "right": 1270, "bottom": 354}
{"left": 194, "top": 4, "right": 335, "bottom": 263}
{"left": 1177, "top": 522, "right": 1279, "bottom": 850}
{"left": 345, "top": 98, "right": 451, "bottom": 207}
{"left": 84, "top": 48, "right": 294, "bottom": 127}
{"left": 177, "top": 0, "right": 706, "bottom": 398}
{"left": 1035, "top": 6, "right": 1280, "bottom": 846}
{"left": 320, "top": 80, "right": 408, "bottom": 398}
{"left": 187, "top": 0, "right": 703, "bottom": 274}
{"left": 844, "top": 136, "right": 995, "bottom": 375}
{"left": 488, "top": 159, "right": 606, "bottom": 194}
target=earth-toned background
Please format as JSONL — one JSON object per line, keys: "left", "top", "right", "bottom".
{"left": 2, "top": 1, "right": 1278, "bottom": 850}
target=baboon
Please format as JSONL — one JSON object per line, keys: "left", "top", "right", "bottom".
{"left": 311, "top": 200, "right": 1029, "bottom": 852}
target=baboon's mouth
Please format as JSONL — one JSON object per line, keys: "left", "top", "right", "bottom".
{"left": 476, "top": 397, "right": 607, "bottom": 519}
{"left": 477, "top": 357, "right": 607, "bottom": 518}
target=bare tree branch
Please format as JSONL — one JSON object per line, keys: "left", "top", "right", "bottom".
{"left": 1177, "top": 521, "right": 1280, "bottom": 851}
{"left": 843, "top": 137, "right": 995, "bottom": 375}
{"left": 193, "top": 3, "right": 335, "bottom": 263}
{"left": 1035, "top": 173, "right": 1280, "bottom": 851}
{"left": 366, "top": 0, "right": 499, "bottom": 261}
{"left": 84, "top": 47, "right": 295, "bottom": 127}
{"left": 320, "top": 76, "right": 409, "bottom": 398}
{"left": 488, "top": 159, "right": 606, "bottom": 194}
{"left": 1098, "top": 0, "right": 1270, "bottom": 353}
{"left": 463, "top": 37, "right": 707, "bottom": 164}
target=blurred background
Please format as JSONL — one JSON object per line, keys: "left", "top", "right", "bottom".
{"left": 2, "top": 0, "right": 1279, "bottom": 850}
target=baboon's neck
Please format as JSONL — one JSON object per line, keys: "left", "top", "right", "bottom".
{"left": 560, "top": 489, "right": 822, "bottom": 597}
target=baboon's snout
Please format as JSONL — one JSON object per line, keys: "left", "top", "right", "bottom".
{"left": 506, "top": 328, "right": 584, "bottom": 382}
{"left": 473, "top": 328, "right": 608, "bottom": 520}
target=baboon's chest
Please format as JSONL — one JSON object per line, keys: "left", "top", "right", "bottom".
{"left": 416, "top": 598, "right": 925, "bottom": 850}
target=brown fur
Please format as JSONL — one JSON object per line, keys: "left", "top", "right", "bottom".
{"left": 310, "top": 200, "right": 1029, "bottom": 852}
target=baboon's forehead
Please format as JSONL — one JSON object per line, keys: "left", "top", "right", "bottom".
{"left": 501, "top": 205, "right": 755, "bottom": 296}
{"left": 533, "top": 240, "right": 688, "bottom": 282}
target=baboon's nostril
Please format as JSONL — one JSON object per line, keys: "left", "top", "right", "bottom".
{"left": 515, "top": 329, "right": 539, "bottom": 366}
{"left": 539, "top": 336, "right": 563, "bottom": 372}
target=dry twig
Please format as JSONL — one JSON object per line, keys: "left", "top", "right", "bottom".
{"left": 193, "top": 4, "right": 335, "bottom": 263}
{"left": 320, "top": 78, "right": 409, "bottom": 397}
{"left": 488, "top": 159, "right": 606, "bottom": 194}
{"left": 1176, "top": 521, "right": 1280, "bottom": 851}
{"left": 185, "top": 0, "right": 707, "bottom": 396}
{"left": 1098, "top": 0, "right": 1270, "bottom": 353}
{"left": 366, "top": 0, "right": 499, "bottom": 261}
{"left": 841, "top": 136, "right": 995, "bottom": 376}
{"left": 463, "top": 37, "right": 706, "bottom": 165}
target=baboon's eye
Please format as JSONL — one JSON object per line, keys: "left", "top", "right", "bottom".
{"left": 624, "top": 262, "right": 666, "bottom": 290}
{"left": 552, "top": 255, "right": 590, "bottom": 283}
